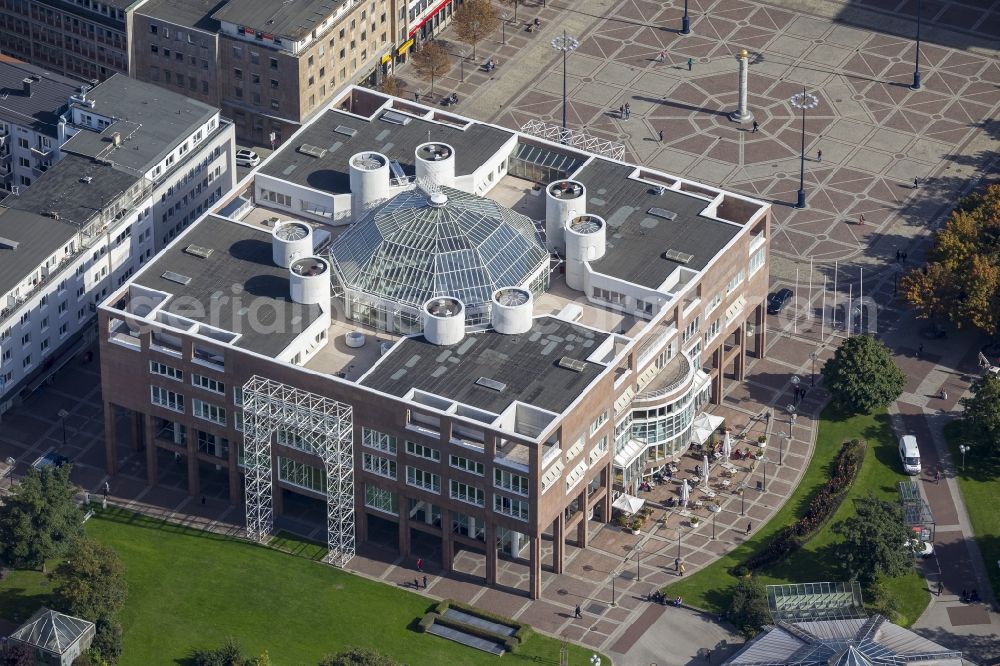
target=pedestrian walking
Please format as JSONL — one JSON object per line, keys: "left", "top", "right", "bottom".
{"left": 201, "top": 495, "right": 206, "bottom": 505}
{"left": 574, "top": 605, "right": 582, "bottom": 618}
{"left": 104, "top": 481, "right": 110, "bottom": 494}
{"left": 619, "top": 104, "right": 624, "bottom": 119}
{"left": 896, "top": 249, "right": 901, "bottom": 262}
{"left": 817, "top": 149, "right": 823, "bottom": 162}
{"left": 918, "top": 343, "right": 924, "bottom": 357}
{"left": 902, "top": 251, "right": 908, "bottom": 262}
{"left": 679, "top": 562, "right": 686, "bottom": 575}
{"left": 102, "top": 496, "right": 107, "bottom": 510}
{"left": 751, "top": 120, "right": 759, "bottom": 133}
{"left": 624, "top": 102, "right": 631, "bottom": 119}
{"left": 914, "top": 177, "right": 920, "bottom": 189}
{"left": 687, "top": 57, "right": 694, "bottom": 71}
{"left": 745, "top": 521, "right": 752, "bottom": 535}
{"left": 658, "top": 129, "right": 664, "bottom": 142}
{"left": 934, "top": 469, "right": 941, "bottom": 484}
{"left": 707, "top": 649, "right": 713, "bottom": 664}
{"left": 414, "top": 92, "right": 420, "bottom": 103}
{"left": 937, "top": 579, "right": 943, "bottom": 596}
{"left": 858, "top": 213, "right": 865, "bottom": 225}
{"left": 423, "top": 575, "right": 428, "bottom": 589}
{"left": 657, "top": 50, "right": 665, "bottom": 63}
{"left": 417, "top": 558, "right": 424, "bottom": 572}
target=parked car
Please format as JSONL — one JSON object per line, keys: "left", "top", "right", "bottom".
{"left": 236, "top": 149, "right": 261, "bottom": 167}
{"left": 766, "top": 288, "right": 793, "bottom": 315}
{"left": 31, "top": 449, "right": 70, "bottom": 471}
{"left": 906, "top": 538, "right": 934, "bottom": 559}
{"left": 898, "top": 435, "right": 921, "bottom": 475}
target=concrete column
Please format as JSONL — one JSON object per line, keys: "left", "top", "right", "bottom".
{"left": 144, "top": 414, "right": 157, "bottom": 486}
{"left": 601, "top": 463, "right": 613, "bottom": 522}
{"left": 227, "top": 435, "right": 241, "bottom": 506}
{"left": 271, "top": 445, "right": 283, "bottom": 517}
{"left": 485, "top": 521, "right": 497, "bottom": 586}
{"left": 441, "top": 509, "right": 453, "bottom": 571}
{"left": 735, "top": 324, "right": 747, "bottom": 381}
{"left": 398, "top": 508, "right": 411, "bottom": 558}
{"left": 729, "top": 49, "right": 753, "bottom": 123}
{"left": 131, "top": 410, "right": 143, "bottom": 451}
{"left": 712, "top": 346, "right": 725, "bottom": 405}
{"left": 357, "top": 510, "right": 369, "bottom": 542}
{"left": 755, "top": 303, "right": 767, "bottom": 359}
{"left": 104, "top": 402, "right": 118, "bottom": 474}
{"left": 577, "top": 489, "right": 589, "bottom": 547}
{"left": 528, "top": 534, "right": 541, "bottom": 599}
{"left": 552, "top": 513, "right": 565, "bottom": 574}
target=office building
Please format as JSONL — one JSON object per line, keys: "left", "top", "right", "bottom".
{"left": 98, "top": 86, "right": 771, "bottom": 598}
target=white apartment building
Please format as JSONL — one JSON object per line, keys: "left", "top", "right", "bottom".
{"left": 0, "top": 74, "right": 236, "bottom": 416}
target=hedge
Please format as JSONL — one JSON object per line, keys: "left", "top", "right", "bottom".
{"left": 433, "top": 599, "right": 532, "bottom": 641}
{"left": 418, "top": 612, "right": 519, "bottom": 653}
{"left": 739, "top": 439, "right": 867, "bottom": 573}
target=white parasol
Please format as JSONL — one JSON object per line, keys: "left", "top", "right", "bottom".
{"left": 680, "top": 479, "right": 690, "bottom": 507}
{"left": 723, "top": 430, "right": 732, "bottom": 459}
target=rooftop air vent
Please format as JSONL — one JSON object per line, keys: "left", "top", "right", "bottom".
{"left": 333, "top": 125, "right": 358, "bottom": 137}
{"left": 184, "top": 244, "right": 213, "bottom": 259}
{"left": 475, "top": 377, "right": 506, "bottom": 392}
{"left": 495, "top": 288, "right": 529, "bottom": 307}
{"left": 0, "top": 236, "right": 20, "bottom": 251}
{"left": 161, "top": 271, "right": 192, "bottom": 285}
{"left": 569, "top": 215, "right": 602, "bottom": 233}
{"left": 380, "top": 110, "right": 411, "bottom": 125}
{"left": 663, "top": 248, "right": 694, "bottom": 264}
{"left": 558, "top": 356, "right": 587, "bottom": 372}
{"left": 648, "top": 207, "right": 677, "bottom": 220}
{"left": 275, "top": 222, "right": 309, "bottom": 240}
{"left": 297, "top": 143, "right": 328, "bottom": 158}
{"left": 425, "top": 297, "right": 462, "bottom": 317}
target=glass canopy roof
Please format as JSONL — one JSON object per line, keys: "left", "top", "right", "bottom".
{"left": 329, "top": 185, "right": 548, "bottom": 311}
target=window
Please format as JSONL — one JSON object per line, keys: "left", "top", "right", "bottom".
{"left": 449, "top": 454, "right": 484, "bottom": 476}
{"left": 151, "top": 386, "right": 184, "bottom": 412}
{"left": 707, "top": 291, "right": 723, "bottom": 312}
{"left": 270, "top": 57, "right": 278, "bottom": 69}
{"left": 149, "top": 360, "right": 182, "bottom": 380}
{"left": 270, "top": 79, "right": 279, "bottom": 89}
{"left": 365, "top": 485, "right": 398, "bottom": 515}
{"left": 495, "top": 468, "right": 530, "bottom": 496}
{"left": 494, "top": 494, "right": 529, "bottom": 521}
{"left": 590, "top": 410, "right": 609, "bottom": 434}
{"left": 406, "top": 466, "right": 440, "bottom": 493}
{"left": 450, "top": 480, "right": 485, "bottom": 506}
{"left": 682, "top": 315, "right": 700, "bottom": 343}
{"left": 406, "top": 440, "right": 440, "bottom": 462}
{"left": 233, "top": 67, "right": 242, "bottom": 80}
{"left": 278, "top": 457, "right": 324, "bottom": 492}
{"left": 251, "top": 73, "right": 260, "bottom": 84}
{"left": 192, "top": 398, "right": 226, "bottom": 425}
{"left": 749, "top": 247, "right": 765, "bottom": 276}
{"left": 363, "top": 453, "right": 397, "bottom": 479}
{"left": 726, "top": 270, "right": 745, "bottom": 294}
{"left": 276, "top": 429, "right": 310, "bottom": 452}
{"left": 362, "top": 428, "right": 396, "bottom": 454}
{"left": 594, "top": 286, "right": 626, "bottom": 305}
{"left": 191, "top": 373, "right": 225, "bottom": 393}
{"left": 704, "top": 317, "right": 721, "bottom": 345}
{"left": 270, "top": 99, "right": 279, "bottom": 110}
{"left": 22, "top": 355, "right": 31, "bottom": 368}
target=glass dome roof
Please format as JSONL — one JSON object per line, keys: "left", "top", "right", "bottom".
{"left": 329, "top": 186, "right": 548, "bottom": 311}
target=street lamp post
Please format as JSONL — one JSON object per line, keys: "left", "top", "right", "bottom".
{"left": 609, "top": 568, "right": 620, "bottom": 606}
{"left": 635, "top": 543, "right": 643, "bottom": 582}
{"left": 789, "top": 89, "right": 819, "bottom": 209}
{"left": 459, "top": 49, "right": 466, "bottom": 83}
{"left": 501, "top": 10, "right": 511, "bottom": 45}
{"left": 676, "top": 527, "right": 682, "bottom": 559}
{"left": 740, "top": 482, "right": 747, "bottom": 516}
{"left": 959, "top": 444, "right": 969, "bottom": 472}
{"left": 761, "top": 457, "right": 770, "bottom": 492}
{"left": 712, "top": 510, "right": 716, "bottom": 539}
{"left": 551, "top": 32, "right": 580, "bottom": 145}
{"left": 681, "top": 0, "right": 691, "bottom": 35}
{"left": 787, "top": 403, "right": 796, "bottom": 440}
{"left": 810, "top": 351, "right": 818, "bottom": 387}
{"left": 790, "top": 374, "right": 801, "bottom": 403}
{"left": 912, "top": 0, "right": 923, "bottom": 90}
{"left": 57, "top": 409, "right": 69, "bottom": 448}
{"left": 778, "top": 432, "right": 787, "bottom": 467}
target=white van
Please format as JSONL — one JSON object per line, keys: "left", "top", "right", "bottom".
{"left": 898, "top": 435, "right": 921, "bottom": 475}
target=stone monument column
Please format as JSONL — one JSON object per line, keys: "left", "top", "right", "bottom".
{"left": 729, "top": 48, "right": 754, "bottom": 123}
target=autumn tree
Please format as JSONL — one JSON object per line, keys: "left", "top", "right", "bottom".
{"left": 0, "top": 465, "right": 82, "bottom": 571}
{"left": 498, "top": 0, "right": 519, "bottom": 22}
{"left": 821, "top": 334, "right": 905, "bottom": 414}
{"left": 903, "top": 184, "right": 1000, "bottom": 334}
{"left": 378, "top": 75, "right": 403, "bottom": 98}
{"left": 411, "top": 41, "right": 451, "bottom": 95}
{"left": 453, "top": 0, "right": 500, "bottom": 60}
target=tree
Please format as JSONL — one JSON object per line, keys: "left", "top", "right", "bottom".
{"left": 51, "top": 537, "right": 128, "bottom": 622}
{"left": 499, "top": 0, "right": 519, "bottom": 22}
{"left": 835, "top": 493, "right": 913, "bottom": 583}
{"left": 378, "top": 75, "right": 403, "bottom": 98}
{"left": 864, "top": 572, "right": 900, "bottom": 621}
{"left": 0, "top": 465, "right": 83, "bottom": 571}
{"left": 318, "top": 648, "right": 402, "bottom": 666}
{"left": 959, "top": 373, "right": 1000, "bottom": 456}
{"left": 903, "top": 184, "right": 1000, "bottom": 334}
{"left": 453, "top": 0, "right": 499, "bottom": 60}
{"left": 190, "top": 638, "right": 244, "bottom": 666}
{"left": 0, "top": 641, "right": 34, "bottom": 666}
{"left": 727, "top": 575, "right": 770, "bottom": 639}
{"left": 90, "top": 618, "right": 123, "bottom": 665}
{"left": 411, "top": 41, "right": 451, "bottom": 95}
{"left": 821, "top": 334, "right": 905, "bottom": 414}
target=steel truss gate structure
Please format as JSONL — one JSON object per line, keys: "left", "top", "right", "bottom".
{"left": 242, "top": 376, "right": 355, "bottom": 566}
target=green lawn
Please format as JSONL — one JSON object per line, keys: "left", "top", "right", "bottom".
{"left": 1, "top": 510, "right": 604, "bottom": 666}
{"left": 664, "top": 406, "right": 930, "bottom": 625}
{"left": 943, "top": 420, "right": 1000, "bottom": 604}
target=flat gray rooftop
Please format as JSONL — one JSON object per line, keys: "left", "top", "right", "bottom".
{"left": 212, "top": 0, "right": 348, "bottom": 40}
{"left": 136, "top": 0, "right": 224, "bottom": 30}
{"left": 62, "top": 74, "right": 217, "bottom": 173}
{"left": 576, "top": 159, "right": 741, "bottom": 289}
{"left": 0, "top": 208, "right": 79, "bottom": 296}
{"left": 135, "top": 215, "right": 322, "bottom": 357}
{"left": 361, "top": 317, "right": 606, "bottom": 415}
{"left": 0, "top": 57, "right": 80, "bottom": 137}
{"left": 5, "top": 154, "right": 139, "bottom": 228}
{"left": 260, "top": 108, "right": 514, "bottom": 194}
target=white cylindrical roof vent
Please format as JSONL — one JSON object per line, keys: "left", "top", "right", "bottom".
{"left": 349, "top": 151, "right": 391, "bottom": 221}
{"left": 272, "top": 221, "right": 313, "bottom": 268}
{"left": 491, "top": 287, "right": 533, "bottom": 335}
{"left": 415, "top": 142, "right": 456, "bottom": 189}
{"left": 423, "top": 297, "right": 465, "bottom": 346}
{"left": 564, "top": 214, "right": 606, "bottom": 292}
{"left": 289, "top": 256, "right": 331, "bottom": 305}
{"left": 545, "top": 179, "right": 586, "bottom": 254}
